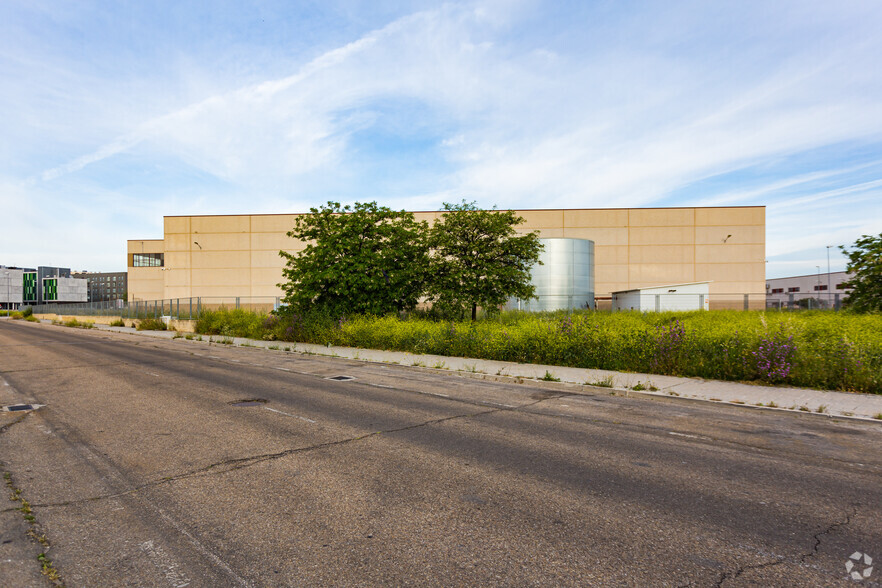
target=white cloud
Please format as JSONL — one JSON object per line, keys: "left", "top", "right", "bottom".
{"left": 3, "top": 1, "right": 882, "bottom": 274}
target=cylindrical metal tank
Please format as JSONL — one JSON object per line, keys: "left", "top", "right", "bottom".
{"left": 511, "top": 238, "right": 595, "bottom": 311}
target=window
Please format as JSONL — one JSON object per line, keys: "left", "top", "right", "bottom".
{"left": 836, "top": 283, "right": 848, "bottom": 290}
{"left": 133, "top": 253, "right": 164, "bottom": 267}
{"left": 787, "top": 287, "right": 800, "bottom": 293}
{"left": 770, "top": 288, "right": 784, "bottom": 294}
{"left": 813, "top": 285, "right": 828, "bottom": 291}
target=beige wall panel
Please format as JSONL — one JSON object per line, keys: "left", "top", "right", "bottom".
{"left": 164, "top": 217, "right": 191, "bottom": 234}
{"left": 189, "top": 233, "right": 251, "bottom": 251}
{"left": 251, "top": 267, "right": 285, "bottom": 288}
{"left": 695, "top": 263, "right": 765, "bottom": 283}
{"left": 629, "top": 263, "right": 695, "bottom": 286}
{"left": 192, "top": 215, "right": 250, "bottom": 234}
{"left": 162, "top": 269, "right": 190, "bottom": 288}
{"left": 695, "top": 207, "right": 764, "bottom": 226}
{"left": 695, "top": 243, "right": 765, "bottom": 264}
{"left": 629, "top": 208, "right": 694, "bottom": 227}
{"left": 594, "top": 245, "right": 629, "bottom": 264}
{"left": 563, "top": 209, "right": 628, "bottom": 228}
{"left": 127, "top": 239, "right": 164, "bottom": 255}
{"left": 413, "top": 211, "right": 442, "bottom": 224}
{"left": 596, "top": 282, "right": 630, "bottom": 295}
{"left": 250, "top": 215, "right": 300, "bottom": 233}
{"left": 165, "top": 234, "right": 195, "bottom": 252}
{"left": 165, "top": 286, "right": 195, "bottom": 299}
{"left": 164, "top": 252, "right": 191, "bottom": 269}
{"left": 252, "top": 232, "right": 301, "bottom": 251}
{"left": 191, "top": 269, "right": 250, "bottom": 288}
{"left": 251, "top": 286, "right": 284, "bottom": 297}
{"left": 128, "top": 267, "right": 163, "bottom": 301}
{"left": 191, "top": 251, "right": 251, "bottom": 269}
{"left": 629, "top": 226, "right": 694, "bottom": 246}
{"left": 596, "top": 265, "right": 630, "bottom": 283}
{"left": 629, "top": 245, "right": 694, "bottom": 264}
{"left": 190, "top": 286, "right": 256, "bottom": 298}
{"left": 561, "top": 227, "right": 629, "bottom": 245}
{"left": 695, "top": 226, "right": 765, "bottom": 245}
{"left": 526, "top": 228, "right": 564, "bottom": 238}
{"left": 707, "top": 281, "right": 765, "bottom": 295}
{"left": 518, "top": 210, "right": 565, "bottom": 228}
{"left": 251, "top": 250, "right": 288, "bottom": 268}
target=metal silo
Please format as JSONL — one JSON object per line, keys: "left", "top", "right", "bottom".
{"left": 511, "top": 238, "right": 595, "bottom": 311}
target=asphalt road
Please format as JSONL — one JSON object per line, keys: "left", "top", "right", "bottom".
{"left": 1, "top": 319, "right": 881, "bottom": 587}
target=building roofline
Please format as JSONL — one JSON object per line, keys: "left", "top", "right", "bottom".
{"left": 612, "top": 281, "right": 713, "bottom": 294}
{"left": 766, "top": 271, "right": 852, "bottom": 281}
{"left": 161, "top": 205, "right": 766, "bottom": 219}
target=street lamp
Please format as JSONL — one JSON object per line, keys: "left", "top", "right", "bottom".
{"left": 826, "top": 245, "right": 834, "bottom": 308}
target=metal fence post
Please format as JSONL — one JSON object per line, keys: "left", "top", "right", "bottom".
{"left": 236, "top": 296, "right": 240, "bottom": 310}
{"left": 834, "top": 293, "right": 841, "bottom": 311}
{"left": 743, "top": 294, "right": 749, "bottom": 311}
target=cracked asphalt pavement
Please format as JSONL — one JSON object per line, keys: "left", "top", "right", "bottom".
{"left": 1, "top": 320, "right": 881, "bottom": 587}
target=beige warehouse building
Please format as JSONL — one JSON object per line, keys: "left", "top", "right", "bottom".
{"left": 127, "top": 206, "right": 766, "bottom": 309}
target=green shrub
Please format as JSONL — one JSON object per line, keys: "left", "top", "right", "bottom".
{"left": 137, "top": 317, "right": 167, "bottom": 331}
{"left": 21, "top": 306, "right": 33, "bottom": 317}
{"left": 63, "top": 318, "right": 94, "bottom": 329}
{"left": 109, "top": 318, "right": 126, "bottom": 327}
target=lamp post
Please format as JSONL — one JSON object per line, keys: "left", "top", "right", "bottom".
{"left": 826, "top": 245, "right": 833, "bottom": 308}
{"left": 3, "top": 271, "right": 8, "bottom": 316}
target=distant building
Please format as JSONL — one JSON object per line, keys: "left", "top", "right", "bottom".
{"left": 72, "top": 271, "right": 128, "bottom": 302}
{"left": 766, "top": 271, "right": 853, "bottom": 309}
{"left": 1, "top": 265, "right": 88, "bottom": 307}
{"left": 1, "top": 267, "right": 24, "bottom": 310}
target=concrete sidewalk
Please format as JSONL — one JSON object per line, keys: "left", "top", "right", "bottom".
{"left": 46, "top": 319, "right": 882, "bottom": 422}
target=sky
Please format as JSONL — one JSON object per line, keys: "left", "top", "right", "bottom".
{"left": 1, "top": 0, "right": 881, "bottom": 278}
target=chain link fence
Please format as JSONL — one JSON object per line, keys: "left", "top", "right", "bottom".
{"left": 29, "top": 296, "right": 283, "bottom": 319}
{"left": 27, "top": 291, "right": 851, "bottom": 318}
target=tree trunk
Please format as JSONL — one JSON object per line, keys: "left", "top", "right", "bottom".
{"left": 471, "top": 303, "right": 477, "bottom": 321}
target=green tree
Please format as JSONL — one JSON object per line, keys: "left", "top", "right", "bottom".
{"left": 840, "top": 233, "right": 882, "bottom": 312}
{"left": 427, "top": 201, "right": 543, "bottom": 320}
{"left": 278, "top": 201, "right": 430, "bottom": 316}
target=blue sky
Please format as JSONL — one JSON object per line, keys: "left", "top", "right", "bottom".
{"left": 2, "top": 0, "right": 880, "bottom": 278}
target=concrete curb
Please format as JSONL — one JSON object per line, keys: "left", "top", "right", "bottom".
{"left": 22, "top": 318, "right": 882, "bottom": 423}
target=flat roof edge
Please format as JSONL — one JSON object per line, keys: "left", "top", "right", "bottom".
{"left": 162, "top": 205, "right": 766, "bottom": 219}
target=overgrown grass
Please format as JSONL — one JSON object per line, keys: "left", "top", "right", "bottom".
{"left": 109, "top": 318, "right": 126, "bottom": 327}
{"left": 191, "top": 308, "right": 882, "bottom": 393}
{"left": 57, "top": 318, "right": 95, "bottom": 329}
{"left": 136, "top": 317, "right": 167, "bottom": 331}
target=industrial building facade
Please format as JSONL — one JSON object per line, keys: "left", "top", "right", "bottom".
{"left": 1, "top": 265, "right": 88, "bottom": 308}
{"left": 127, "top": 206, "right": 766, "bottom": 309}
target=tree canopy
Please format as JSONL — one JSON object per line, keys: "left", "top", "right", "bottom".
{"left": 840, "top": 233, "right": 882, "bottom": 312}
{"left": 427, "top": 201, "right": 543, "bottom": 320}
{"left": 278, "top": 201, "right": 429, "bottom": 316}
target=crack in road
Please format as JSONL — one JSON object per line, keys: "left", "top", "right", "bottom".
{"left": 714, "top": 505, "right": 858, "bottom": 586}
{"left": 801, "top": 505, "right": 858, "bottom": 563}
{"left": 2, "top": 395, "right": 561, "bottom": 513}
